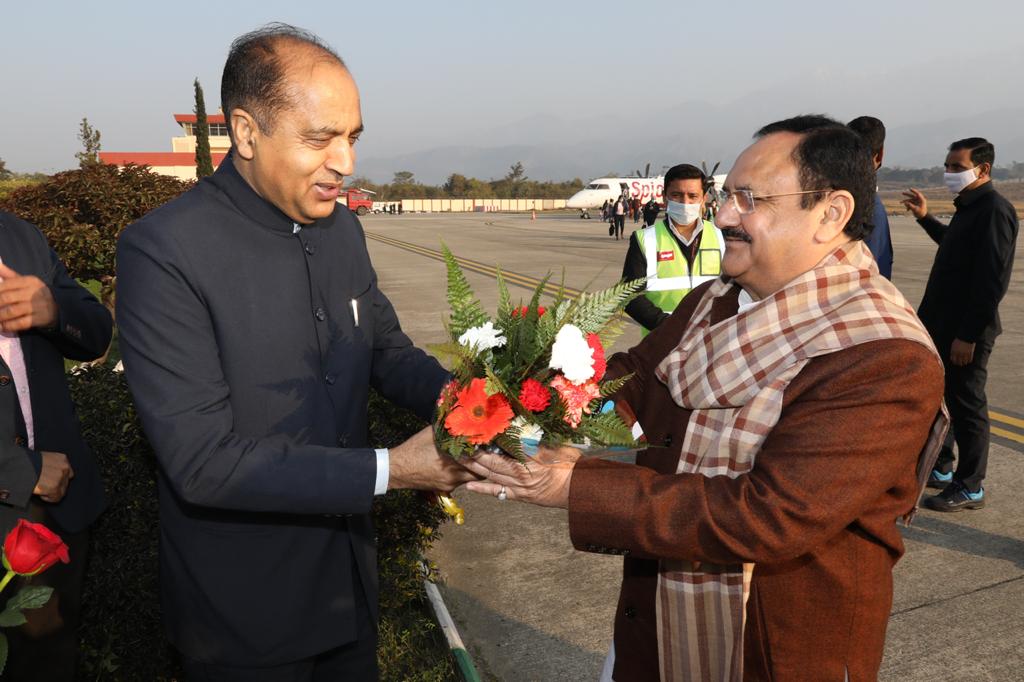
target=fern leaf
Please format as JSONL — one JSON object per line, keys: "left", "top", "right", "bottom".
{"left": 566, "top": 278, "right": 646, "bottom": 334}
{"left": 441, "top": 242, "right": 489, "bottom": 336}
{"left": 493, "top": 430, "right": 528, "bottom": 463}
{"left": 577, "top": 412, "right": 638, "bottom": 447}
{"left": 598, "top": 373, "right": 633, "bottom": 398}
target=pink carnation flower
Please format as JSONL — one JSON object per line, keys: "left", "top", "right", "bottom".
{"left": 550, "top": 374, "right": 601, "bottom": 428}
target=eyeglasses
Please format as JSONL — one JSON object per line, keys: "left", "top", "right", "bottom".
{"left": 719, "top": 188, "right": 832, "bottom": 215}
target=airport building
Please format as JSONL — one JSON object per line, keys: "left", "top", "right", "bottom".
{"left": 99, "top": 113, "right": 229, "bottom": 180}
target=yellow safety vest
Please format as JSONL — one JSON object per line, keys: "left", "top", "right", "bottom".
{"left": 635, "top": 219, "right": 724, "bottom": 334}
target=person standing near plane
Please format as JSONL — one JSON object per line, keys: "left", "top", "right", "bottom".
{"left": 642, "top": 197, "right": 659, "bottom": 226}
{"left": 903, "top": 137, "right": 1018, "bottom": 512}
{"left": 613, "top": 196, "right": 627, "bottom": 239}
{"left": 621, "top": 164, "right": 724, "bottom": 333}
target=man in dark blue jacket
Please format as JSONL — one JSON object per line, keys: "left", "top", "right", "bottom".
{"left": 116, "top": 24, "right": 472, "bottom": 680}
{"left": 848, "top": 116, "right": 894, "bottom": 279}
{"left": 0, "top": 210, "right": 112, "bottom": 681}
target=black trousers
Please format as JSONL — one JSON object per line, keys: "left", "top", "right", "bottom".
{"left": 614, "top": 215, "right": 625, "bottom": 238}
{"left": 0, "top": 504, "right": 90, "bottom": 682}
{"left": 935, "top": 338, "right": 994, "bottom": 492}
{"left": 183, "top": 560, "right": 378, "bottom": 682}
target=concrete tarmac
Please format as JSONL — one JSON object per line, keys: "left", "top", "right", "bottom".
{"left": 364, "top": 211, "right": 1024, "bottom": 681}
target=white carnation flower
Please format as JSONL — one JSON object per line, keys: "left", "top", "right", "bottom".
{"left": 458, "top": 321, "right": 507, "bottom": 352}
{"left": 512, "top": 416, "right": 544, "bottom": 443}
{"left": 548, "top": 324, "right": 595, "bottom": 384}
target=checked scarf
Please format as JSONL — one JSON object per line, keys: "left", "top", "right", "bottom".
{"left": 651, "top": 240, "right": 947, "bottom": 681}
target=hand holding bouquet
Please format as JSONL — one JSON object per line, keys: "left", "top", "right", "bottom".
{"left": 431, "top": 245, "right": 645, "bottom": 467}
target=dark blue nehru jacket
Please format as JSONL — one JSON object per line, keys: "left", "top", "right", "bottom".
{"left": 116, "top": 154, "right": 448, "bottom": 665}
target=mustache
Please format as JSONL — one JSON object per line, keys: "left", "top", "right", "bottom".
{"left": 721, "top": 227, "right": 752, "bottom": 243}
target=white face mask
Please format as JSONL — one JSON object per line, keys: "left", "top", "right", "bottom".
{"left": 943, "top": 167, "right": 977, "bottom": 194}
{"left": 666, "top": 200, "right": 703, "bottom": 226}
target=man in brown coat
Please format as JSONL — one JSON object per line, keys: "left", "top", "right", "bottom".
{"left": 463, "top": 115, "right": 947, "bottom": 681}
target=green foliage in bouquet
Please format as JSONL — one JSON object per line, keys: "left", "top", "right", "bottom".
{"left": 431, "top": 244, "right": 645, "bottom": 460}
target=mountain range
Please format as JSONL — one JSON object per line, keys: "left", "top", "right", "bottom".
{"left": 356, "top": 105, "right": 1024, "bottom": 185}
{"left": 357, "top": 50, "right": 1024, "bottom": 185}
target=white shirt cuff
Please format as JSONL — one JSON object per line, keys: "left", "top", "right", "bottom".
{"left": 374, "top": 448, "right": 390, "bottom": 496}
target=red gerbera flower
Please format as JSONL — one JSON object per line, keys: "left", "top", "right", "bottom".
{"left": 444, "top": 378, "right": 514, "bottom": 445}
{"left": 512, "top": 305, "right": 547, "bottom": 318}
{"left": 586, "top": 334, "right": 606, "bottom": 381}
{"left": 518, "top": 378, "right": 552, "bottom": 412}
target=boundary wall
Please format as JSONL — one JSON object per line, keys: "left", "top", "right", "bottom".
{"left": 398, "top": 198, "right": 567, "bottom": 213}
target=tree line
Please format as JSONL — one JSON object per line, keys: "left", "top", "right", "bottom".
{"left": 349, "top": 163, "right": 585, "bottom": 200}
{"left": 878, "top": 162, "right": 1024, "bottom": 188}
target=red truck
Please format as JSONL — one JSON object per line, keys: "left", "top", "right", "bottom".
{"left": 340, "top": 188, "right": 375, "bottom": 216}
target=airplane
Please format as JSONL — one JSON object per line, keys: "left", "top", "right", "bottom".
{"left": 567, "top": 163, "right": 727, "bottom": 219}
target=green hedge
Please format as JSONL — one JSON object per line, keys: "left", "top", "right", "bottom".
{"left": 68, "top": 364, "right": 456, "bottom": 681}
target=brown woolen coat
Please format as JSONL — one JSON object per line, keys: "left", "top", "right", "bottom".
{"left": 568, "top": 282, "right": 944, "bottom": 681}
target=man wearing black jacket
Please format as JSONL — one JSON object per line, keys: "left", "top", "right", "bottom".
{"left": 903, "top": 137, "right": 1019, "bottom": 512}
{"left": 116, "top": 24, "right": 473, "bottom": 680}
{"left": 0, "top": 210, "right": 112, "bottom": 681}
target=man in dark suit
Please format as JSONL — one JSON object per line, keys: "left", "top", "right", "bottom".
{"left": 0, "top": 210, "right": 112, "bottom": 681}
{"left": 903, "top": 137, "right": 1019, "bottom": 511}
{"left": 116, "top": 24, "right": 472, "bottom": 680}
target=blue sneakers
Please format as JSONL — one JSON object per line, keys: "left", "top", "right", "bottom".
{"left": 923, "top": 481, "right": 986, "bottom": 512}
{"left": 926, "top": 469, "right": 953, "bottom": 489}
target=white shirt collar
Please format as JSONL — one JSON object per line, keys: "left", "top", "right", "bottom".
{"left": 667, "top": 218, "right": 704, "bottom": 247}
{"left": 737, "top": 287, "right": 759, "bottom": 313}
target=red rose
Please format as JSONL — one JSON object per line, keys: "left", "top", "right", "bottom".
{"left": 512, "top": 305, "right": 546, "bottom": 318}
{"left": 2, "top": 520, "right": 70, "bottom": 576}
{"left": 586, "top": 333, "right": 606, "bottom": 381}
{"left": 518, "top": 378, "right": 552, "bottom": 412}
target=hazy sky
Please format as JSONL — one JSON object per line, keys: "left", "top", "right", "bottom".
{"left": 2, "top": 0, "right": 1023, "bottom": 174}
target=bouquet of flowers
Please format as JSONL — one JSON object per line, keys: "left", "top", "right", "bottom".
{"left": 431, "top": 245, "right": 645, "bottom": 467}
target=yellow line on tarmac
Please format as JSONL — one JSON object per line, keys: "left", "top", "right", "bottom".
{"left": 992, "top": 425, "right": 1024, "bottom": 444}
{"left": 990, "top": 411, "right": 1024, "bottom": 430}
{"left": 366, "top": 232, "right": 583, "bottom": 299}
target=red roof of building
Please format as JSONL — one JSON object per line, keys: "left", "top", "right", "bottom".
{"left": 99, "top": 152, "right": 228, "bottom": 167}
{"left": 174, "top": 113, "right": 227, "bottom": 124}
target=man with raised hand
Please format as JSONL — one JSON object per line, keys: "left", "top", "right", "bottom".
{"left": 463, "top": 116, "right": 946, "bottom": 681}
{"left": 903, "top": 137, "right": 1018, "bottom": 512}
{"left": 116, "top": 24, "right": 472, "bottom": 680}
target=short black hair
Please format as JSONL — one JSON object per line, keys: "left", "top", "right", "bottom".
{"left": 847, "top": 116, "right": 886, "bottom": 157}
{"left": 663, "top": 164, "right": 708, "bottom": 193}
{"left": 221, "top": 23, "right": 346, "bottom": 140}
{"left": 755, "top": 114, "right": 875, "bottom": 241}
{"left": 949, "top": 137, "right": 995, "bottom": 167}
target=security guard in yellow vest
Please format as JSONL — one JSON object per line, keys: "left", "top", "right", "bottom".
{"left": 621, "top": 163, "right": 725, "bottom": 334}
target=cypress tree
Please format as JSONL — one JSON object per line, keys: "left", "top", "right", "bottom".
{"left": 193, "top": 78, "right": 214, "bottom": 178}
